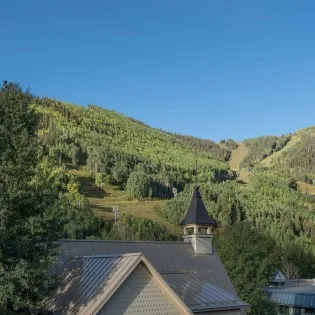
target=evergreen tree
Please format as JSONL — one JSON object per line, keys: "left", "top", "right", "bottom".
{"left": 126, "top": 171, "right": 153, "bottom": 199}
{"left": 0, "top": 81, "right": 65, "bottom": 312}
{"left": 215, "top": 222, "right": 279, "bottom": 314}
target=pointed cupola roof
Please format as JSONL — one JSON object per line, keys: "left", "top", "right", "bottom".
{"left": 180, "top": 187, "right": 216, "bottom": 226}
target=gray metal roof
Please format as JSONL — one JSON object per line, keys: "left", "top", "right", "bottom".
{"left": 49, "top": 253, "right": 142, "bottom": 314}
{"left": 180, "top": 187, "right": 216, "bottom": 226}
{"left": 266, "top": 280, "right": 315, "bottom": 308}
{"left": 56, "top": 240, "right": 236, "bottom": 295}
{"left": 53, "top": 240, "right": 247, "bottom": 312}
{"left": 163, "top": 273, "right": 248, "bottom": 311}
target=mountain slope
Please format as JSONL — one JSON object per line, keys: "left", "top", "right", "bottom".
{"left": 33, "top": 98, "right": 230, "bottom": 171}
{"left": 33, "top": 96, "right": 315, "bottom": 256}
{"left": 229, "top": 142, "right": 250, "bottom": 183}
{"left": 32, "top": 97, "right": 235, "bottom": 236}
{"left": 262, "top": 127, "right": 315, "bottom": 180}
{"left": 237, "top": 127, "right": 315, "bottom": 194}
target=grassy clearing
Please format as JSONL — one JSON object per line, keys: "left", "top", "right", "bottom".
{"left": 229, "top": 142, "right": 250, "bottom": 184}
{"left": 297, "top": 181, "right": 315, "bottom": 196}
{"left": 229, "top": 142, "right": 247, "bottom": 171}
{"left": 68, "top": 165, "right": 181, "bottom": 235}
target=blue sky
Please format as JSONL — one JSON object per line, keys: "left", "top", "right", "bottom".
{"left": 1, "top": 0, "right": 315, "bottom": 141}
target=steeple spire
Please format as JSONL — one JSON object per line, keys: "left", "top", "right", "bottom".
{"left": 179, "top": 187, "right": 216, "bottom": 226}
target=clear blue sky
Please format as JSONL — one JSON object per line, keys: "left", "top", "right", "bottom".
{"left": 1, "top": 1, "right": 315, "bottom": 141}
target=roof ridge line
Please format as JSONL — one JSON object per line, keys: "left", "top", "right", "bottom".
{"left": 73, "top": 253, "right": 143, "bottom": 259}
{"left": 61, "top": 239, "right": 187, "bottom": 244}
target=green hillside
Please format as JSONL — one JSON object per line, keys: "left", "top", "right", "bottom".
{"left": 32, "top": 96, "right": 315, "bottom": 277}
{"left": 261, "top": 127, "right": 315, "bottom": 182}
{"left": 240, "top": 134, "right": 291, "bottom": 169}
{"left": 32, "top": 97, "right": 235, "bottom": 237}
{"left": 34, "top": 98, "right": 230, "bottom": 170}
{"left": 239, "top": 127, "right": 315, "bottom": 192}
{"left": 3, "top": 83, "right": 315, "bottom": 314}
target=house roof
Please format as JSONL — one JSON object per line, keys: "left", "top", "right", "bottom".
{"left": 164, "top": 273, "right": 248, "bottom": 312}
{"left": 271, "top": 270, "right": 286, "bottom": 283}
{"left": 52, "top": 240, "right": 248, "bottom": 313}
{"left": 179, "top": 187, "right": 216, "bottom": 226}
{"left": 266, "top": 279, "right": 315, "bottom": 308}
{"left": 48, "top": 253, "right": 191, "bottom": 315}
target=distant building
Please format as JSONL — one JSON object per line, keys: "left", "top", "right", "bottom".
{"left": 270, "top": 270, "right": 286, "bottom": 287}
{"left": 48, "top": 187, "right": 248, "bottom": 315}
{"left": 266, "top": 272, "right": 315, "bottom": 315}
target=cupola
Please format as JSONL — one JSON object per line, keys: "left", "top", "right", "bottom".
{"left": 180, "top": 187, "right": 216, "bottom": 254}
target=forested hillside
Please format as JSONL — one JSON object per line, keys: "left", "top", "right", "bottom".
{"left": 33, "top": 98, "right": 235, "bottom": 198}
{"left": 240, "top": 135, "right": 291, "bottom": 169}
{"left": 240, "top": 128, "right": 315, "bottom": 187}
{"left": 260, "top": 127, "right": 315, "bottom": 182}
{"left": 33, "top": 96, "right": 315, "bottom": 261}
{"left": 2, "top": 84, "right": 315, "bottom": 314}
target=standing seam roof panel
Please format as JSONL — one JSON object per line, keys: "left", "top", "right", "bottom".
{"left": 49, "top": 254, "right": 142, "bottom": 314}
{"left": 57, "top": 240, "right": 237, "bottom": 297}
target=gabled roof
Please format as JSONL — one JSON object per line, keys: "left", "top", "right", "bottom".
{"left": 271, "top": 270, "right": 286, "bottom": 283}
{"left": 266, "top": 279, "right": 315, "bottom": 308}
{"left": 48, "top": 253, "right": 191, "bottom": 315}
{"left": 53, "top": 240, "right": 248, "bottom": 313}
{"left": 55, "top": 240, "right": 235, "bottom": 294}
{"left": 179, "top": 187, "right": 216, "bottom": 226}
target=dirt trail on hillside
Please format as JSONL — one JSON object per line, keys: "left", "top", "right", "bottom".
{"left": 230, "top": 142, "right": 247, "bottom": 171}
{"left": 229, "top": 142, "right": 250, "bottom": 183}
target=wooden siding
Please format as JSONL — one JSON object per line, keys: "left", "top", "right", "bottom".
{"left": 98, "top": 263, "right": 181, "bottom": 315}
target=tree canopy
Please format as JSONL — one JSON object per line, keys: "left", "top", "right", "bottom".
{"left": 0, "top": 82, "right": 66, "bottom": 312}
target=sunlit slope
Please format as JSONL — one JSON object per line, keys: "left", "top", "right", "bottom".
{"left": 229, "top": 142, "right": 250, "bottom": 183}
{"left": 33, "top": 99, "right": 230, "bottom": 171}
{"left": 237, "top": 127, "right": 315, "bottom": 195}
{"left": 260, "top": 133, "right": 302, "bottom": 167}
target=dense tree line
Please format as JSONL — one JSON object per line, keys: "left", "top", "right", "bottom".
{"left": 0, "top": 82, "right": 67, "bottom": 313}
{"left": 33, "top": 98, "right": 230, "bottom": 171}
{"left": 220, "top": 138, "right": 238, "bottom": 150}
{"left": 240, "top": 135, "right": 291, "bottom": 168}
{"left": 86, "top": 146, "right": 234, "bottom": 199}
{"left": 0, "top": 82, "right": 177, "bottom": 313}
{"left": 101, "top": 214, "right": 177, "bottom": 241}
{"left": 33, "top": 97, "right": 236, "bottom": 199}
{"left": 266, "top": 129, "right": 315, "bottom": 182}
{"left": 215, "top": 223, "right": 278, "bottom": 315}
{"left": 166, "top": 132, "right": 232, "bottom": 161}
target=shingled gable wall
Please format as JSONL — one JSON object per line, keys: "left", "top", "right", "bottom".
{"left": 98, "top": 262, "right": 183, "bottom": 315}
